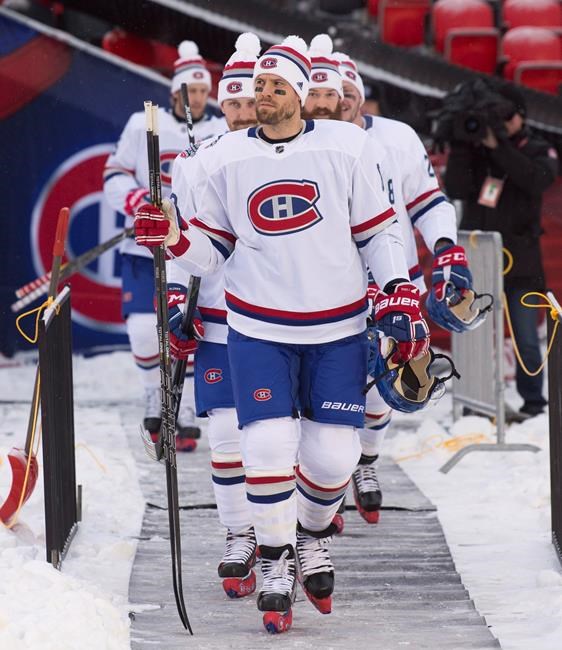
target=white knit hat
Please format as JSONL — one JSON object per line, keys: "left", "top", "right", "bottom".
{"left": 171, "top": 40, "right": 211, "bottom": 93}
{"left": 218, "top": 33, "right": 261, "bottom": 105}
{"left": 308, "top": 34, "right": 343, "bottom": 98}
{"left": 333, "top": 51, "right": 365, "bottom": 105}
{"left": 253, "top": 35, "right": 311, "bottom": 105}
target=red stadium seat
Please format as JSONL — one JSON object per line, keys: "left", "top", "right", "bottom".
{"left": 379, "top": 0, "right": 431, "bottom": 47}
{"left": 367, "top": 0, "right": 380, "bottom": 19}
{"left": 514, "top": 61, "right": 562, "bottom": 94}
{"left": 501, "top": 26, "right": 562, "bottom": 80}
{"left": 444, "top": 28, "right": 499, "bottom": 74}
{"left": 102, "top": 29, "right": 154, "bottom": 67}
{"left": 503, "top": 0, "right": 562, "bottom": 30}
{"left": 432, "top": 0, "right": 494, "bottom": 53}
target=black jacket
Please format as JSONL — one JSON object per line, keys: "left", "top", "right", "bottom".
{"left": 444, "top": 128, "right": 558, "bottom": 289}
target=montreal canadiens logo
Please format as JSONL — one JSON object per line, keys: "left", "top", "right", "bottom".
{"left": 31, "top": 144, "right": 127, "bottom": 334}
{"left": 160, "top": 151, "right": 181, "bottom": 186}
{"left": 204, "top": 368, "right": 223, "bottom": 384}
{"left": 247, "top": 179, "right": 323, "bottom": 236}
{"left": 227, "top": 81, "right": 242, "bottom": 94}
{"left": 254, "top": 388, "right": 272, "bottom": 401}
{"left": 312, "top": 71, "right": 328, "bottom": 83}
{"left": 260, "top": 57, "right": 277, "bottom": 69}
{"left": 193, "top": 71, "right": 204, "bottom": 79}
{"left": 345, "top": 70, "right": 356, "bottom": 81}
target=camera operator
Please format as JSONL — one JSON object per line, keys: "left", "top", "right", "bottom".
{"left": 444, "top": 83, "right": 558, "bottom": 417}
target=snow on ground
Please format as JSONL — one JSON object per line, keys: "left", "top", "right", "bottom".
{"left": 1, "top": 350, "right": 562, "bottom": 649}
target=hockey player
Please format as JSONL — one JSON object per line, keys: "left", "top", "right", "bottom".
{"left": 103, "top": 40, "right": 225, "bottom": 449}
{"left": 169, "top": 32, "right": 261, "bottom": 600}
{"left": 134, "top": 35, "right": 430, "bottom": 634}
{"left": 331, "top": 49, "right": 473, "bottom": 524}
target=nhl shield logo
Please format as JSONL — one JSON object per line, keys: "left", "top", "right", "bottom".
{"left": 247, "top": 179, "right": 323, "bottom": 236}
{"left": 312, "top": 71, "right": 328, "bottom": 83}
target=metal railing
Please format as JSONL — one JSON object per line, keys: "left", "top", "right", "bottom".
{"left": 440, "top": 230, "right": 540, "bottom": 473}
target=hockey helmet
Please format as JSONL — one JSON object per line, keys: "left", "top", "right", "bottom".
{"left": 427, "top": 286, "right": 493, "bottom": 334}
{"left": 367, "top": 339, "right": 460, "bottom": 413}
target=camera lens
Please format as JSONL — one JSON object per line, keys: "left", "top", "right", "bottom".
{"left": 464, "top": 117, "right": 480, "bottom": 133}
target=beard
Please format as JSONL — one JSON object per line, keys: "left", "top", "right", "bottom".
{"left": 231, "top": 119, "right": 259, "bottom": 131}
{"left": 256, "top": 102, "right": 297, "bottom": 125}
{"left": 301, "top": 103, "right": 342, "bottom": 121}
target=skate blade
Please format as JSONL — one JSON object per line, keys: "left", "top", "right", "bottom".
{"left": 222, "top": 570, "right": 256, "bottom": 599}
{"left": 332, "top": 512, "right": 345, "bottom": 535}
{"left": 139, "top": 425, "right": 162, "bottom": 462}
{"left": 304, "top": 588, "right": 332, "bottom": 614}
{"left": 176, "top": 437, "right": 198, "bottom": 453}
{"left": 263, "top": 609, "right": 292, "bottom": 634}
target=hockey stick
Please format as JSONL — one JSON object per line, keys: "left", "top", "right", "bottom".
{"left": 1, "top": 207, "right": 70, "bottom": 525}
{"left": 142, "top": 100, "right": 192, "bottom": 634}
{"left": 11, "top": 227, "right": 133, "bottom": 312}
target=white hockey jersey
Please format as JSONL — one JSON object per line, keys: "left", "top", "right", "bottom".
{"left": 170, "top": 142, "right": 229, "bottom": 345}
{"left": 170, "top": 120, "right": 409, "bottom": 345}
{"left": 363, "top": 114, "right": 457, "bottom": 294}
{"left": 103, "top": 107, "right": 226, "bottom": 258}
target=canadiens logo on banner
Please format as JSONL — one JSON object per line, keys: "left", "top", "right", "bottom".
{"left": 312, "top": 72, "right": 328, "bottom": 83}
{"left": 260, "top": 57, "right": 277, "bottom": 69}
{"left": 227, "top": 81, "right": 242, "bottom": 94}
{"left": 31, "top": 144, "right": 126, "bottom": 334}
{"left": 247, "top": 179, "right": 323, "bottom": 236}
{"left": 159, "top": 151, "right": 180, "bottom": 186}
{"left": 204, "top": 368, "right": 223, "bottom": 384}
{"left": 254, "top": 388, "right": 272, "bottom": 401}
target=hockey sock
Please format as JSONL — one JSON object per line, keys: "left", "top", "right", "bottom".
{"left": 126, "top": 313, "right": 160, "bottom": 385}
{"left": 359, "top": 409, "right": 392, "bottom": 457}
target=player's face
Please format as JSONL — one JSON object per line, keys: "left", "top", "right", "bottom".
{"left": 221, "top": 97, "right": 258, "bottom": 131}
{"left": 341, "top": 81, "right": 362, "bottom": 123}
{"left": 172, "top": 83, "right": 209, "bottom": 120}
{"left": 302, "top": 88, "right": 341, "bottom": 120}
{"left": 254, "top": 74, "right": 300, "bottom": 125}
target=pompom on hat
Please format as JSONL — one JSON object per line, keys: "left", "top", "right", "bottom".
{"left": 308, "top": 34, "right": 343, "bottom": 98}
{"left": 171, "top": 40, "right": 211, "bottom": 93}
{"left": 218, "top": 33, "right": 261, "bottom": 105}
{"left": 333, "top": 51, "right": 365, "bottom": 104}
{"left": 253, "top": 35, "right": 311, "bottom": 105}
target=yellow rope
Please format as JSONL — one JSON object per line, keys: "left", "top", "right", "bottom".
{"left": 395, "top": 432, "right": 490, "bottom": 462}
{"left": 75, "top": 443, "right": 107, "bottom": 473}
{"left": 468, "top": 230, "right": 481, "bottom": 249}
{"left": 14, "top": 297, "right": 53, "bottom": 344}
{"left": 2, "top": 373, "right": 41, "bottom": 529}
{"left": 502, "top": 291, "right": 560, "bottom": 377}
{"left": 502, "top": 247, "right": 514, "bottom": 276}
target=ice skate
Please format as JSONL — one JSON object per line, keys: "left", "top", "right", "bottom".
{"left": 257, "top": 544, "right": 296, "bottom": 634}
{"left": 218, "top": 527, "right": 257, "bottom": 599}
{"left": 296, "top": 524, "right": 334, "bottom": 614}
{"left": 143, "top": 386, "right": 161, "bottom": 436}
{"left": 352, "top": 455, "right": 382, "bottom": 524}
{"left": 176, "top": 400, "right": 200, "bottom": 452}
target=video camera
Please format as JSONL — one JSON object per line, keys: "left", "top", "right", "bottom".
{"left": 432, "top": 79, "right": 517, "bottom": 145}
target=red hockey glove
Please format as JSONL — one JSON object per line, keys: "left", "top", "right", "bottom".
{"left": 167, "top": 284, "right": 204, "bottom": 360}
{"left": 134, "top": 199, "right": 190, "bottom": 257}
{"left": 124, "top": 188, "right": 151, "bottom": 217}
{"left": 373, "top": 282, "right": 430, "bottom": 363}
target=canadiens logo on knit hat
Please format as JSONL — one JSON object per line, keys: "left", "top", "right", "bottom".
{"left": 192, "top": 71, "right": 204, "bottom": 79}
{"left": 260, "top": 57, "right": 277, "bottom": 69}
{"left": 227, "top": 81, "right": 243, "bottom": 93}
{"left": 345, "top": 70, "right": 356, "bottom": 80}
{"left": 218, "top": 33, "right": 261, "bottom": 105}
{"left": 312, "top": 71, "right": 328, "bottom": 83}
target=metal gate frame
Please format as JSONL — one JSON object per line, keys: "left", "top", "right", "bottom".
{"left": 440, "top": 230, "right": 540, "bottom": 473}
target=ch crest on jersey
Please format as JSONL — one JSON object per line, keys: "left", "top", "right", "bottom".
{"left": 247, "top": 179, "right": 323, "bottom": 236}
{"left": 159, "top": 151, "right": 178, "bottom": 186}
